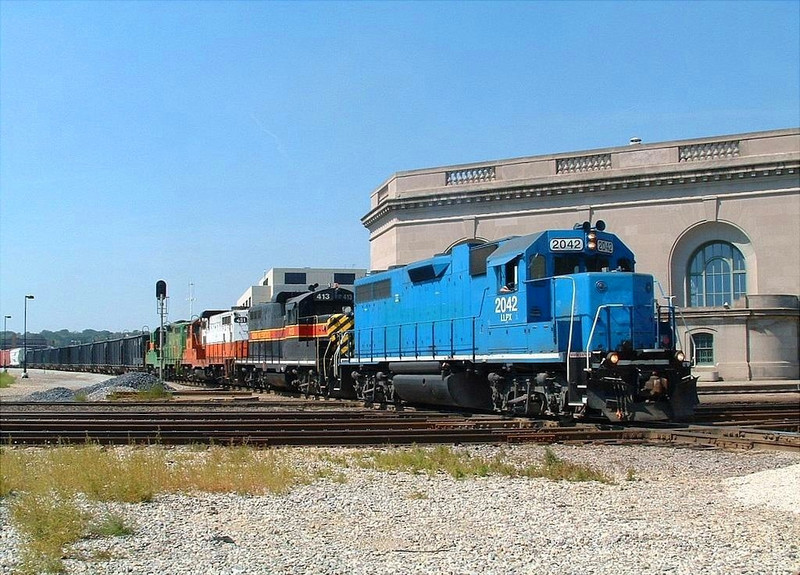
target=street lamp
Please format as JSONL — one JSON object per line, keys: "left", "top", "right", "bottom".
{"left": 2, "top": 315, "right": 10, "bottom": 372}
{"left": 22, "top": 295, "right": 34, "bottom": 379}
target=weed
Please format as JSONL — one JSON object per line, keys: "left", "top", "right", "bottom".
{"left": 89, "top": 511, "right": 134, "bottom": 537}
{"left": 407, "top": 490, "right": 429, "bottom": 500}
{"left": 625, "top": 467, "right": 638, "bottom": 481}
{"left": 535, "top": 447, "right": 612, "bottom": 483}
{"left": 109, "top": 384, "right": 173, "bottom": 401}
{"left": 355, "top": 445, "right": 517, "bottom": 479}
{"left": 74, "top": 391, "right": 89, "bottom": 402}
{"left": 346, "top": 445, "right": 610, "bottom": 483}
{"left": 0, "top": 371, "right": 14, "bottom": 388}
{"left": 314, "top": 450, "right": 351, "bottom": 466}
{"left": 176, "top": 445, "right": 309, "bottom": 495}
{"left": 0, "top": 448, "right": 25, "bottom": 498}
{"left": 70, "top": 547, "right": 117, "bottom": 562}
{"left": 10, "top": 491, "right": 89, "bottom": 574}
{"left": 2, "top": 445, "right": 311, "bottom": 571}
{"left": 314, "top": 467, "right": 348, "bottom": 483}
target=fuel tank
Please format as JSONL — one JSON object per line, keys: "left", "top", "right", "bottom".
{"left": 391, "top": 371, "right": 492, "bottom": 410}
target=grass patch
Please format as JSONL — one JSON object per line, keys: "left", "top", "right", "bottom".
{"left": 355, "top": 445, "right": 517, "bottom": 478}
{"left": 0, "top": 444, "right": 309, "bottom": 501}
{"left": 10, "top": 491, "right": 90, "bottom": 574}
{"left": 175, "top": 445, "right": 308, "bottom": 495}
{"left": 89, "top": 511, "right": 134, "bottom": 537}
{"left": 108, "top": 384, "right": 173, "bottom": 401}
{"left": 347, "top": 445, "right": 610, "bottom": 483}
{"left": 0, "top": 444, "right": 168, "bottom": 503}
{"left": 536, "top": 447, "right": 611, "bottom": 483}
{"left": 0, "top": 371, "right": 15, "bottom": 388}
{"left": 0, "top": 443, "right": 609, "bottom": 571}
{"left": 407, "top": 489, "right": 429, "bottom": 500}
{"left": 1, "top": 444, "right": 312, "bottom": 572}
{"left": 313, "top": 467, "right": 348, "bottom": 483}
{"left": 86, "top": 548, "right": 115, "bottom": 562}
{"left": 74, "top": 391, "right": 89, "bottom": 402}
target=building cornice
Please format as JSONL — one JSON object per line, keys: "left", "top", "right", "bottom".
{"left": 362, "top": 128, "right": 800, "bottom": 229}
{"left": 362, "top": 156, "right": 799, "bottom": 228}
{"left": 678, "top": 307, "right": 800, "bottom": 319}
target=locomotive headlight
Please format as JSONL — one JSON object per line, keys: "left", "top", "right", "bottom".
{"left": 606, "top": 352, "right": 620, "bottom": 365}
{"left": 587, "top": 232, "right": 597, "bottom": 250}
{"left": 675, "top": 351, "right": 685, "bottom": 363}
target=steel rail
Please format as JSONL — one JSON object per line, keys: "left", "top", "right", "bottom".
{"left": 2, "top": 404, "right": 798, "bottom": 451}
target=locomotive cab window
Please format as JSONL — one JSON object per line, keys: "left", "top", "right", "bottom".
{"left": 586, "top": 256, "right": 610, "bottom": 272}
{"left": 617, "top": 258, "right": 633, "bottom": 272}
{"left": 498, "top": 257, "right": 520, "bottom": 292}
{"left": 528, "top": 253, "right": 546, "bottom": 280}
{"left": 286, "top": 303, "right": 298, "bottom": 324}
{"left": 554, "top": 255, "right": 581, "bottom": 276}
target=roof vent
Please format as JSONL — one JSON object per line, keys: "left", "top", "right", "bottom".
{"left": 629, "top": 137, "right": 642, "bottom": 145}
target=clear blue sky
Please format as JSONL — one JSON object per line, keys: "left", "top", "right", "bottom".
{"left": 1, "top": 0, "right": 798, "bottom": 332}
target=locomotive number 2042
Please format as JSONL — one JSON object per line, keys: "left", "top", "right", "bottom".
{"left": 495, "top": 296, "right": 518, "bottom": 322}
{"left": 549, "top": 237, "right": 584, "bottom": 251}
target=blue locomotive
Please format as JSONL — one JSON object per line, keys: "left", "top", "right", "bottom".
{"left": 344, "top": 222, "right": 698, "bottom": 421}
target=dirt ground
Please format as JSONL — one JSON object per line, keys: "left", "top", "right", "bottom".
{"left": 0, "top": 368, "right": 116, "bottom": 402}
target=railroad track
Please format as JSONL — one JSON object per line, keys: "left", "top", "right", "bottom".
{"left": 1, "top": 403, "right": 798, "bottom": 452}
{"left": 692, "top": 402, "right": 800, "bottom": 431}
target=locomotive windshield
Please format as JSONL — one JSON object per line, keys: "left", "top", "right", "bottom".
{"left": 554, "top": 255, "right": 581, "bottom": 275}
{"left": 553, "top": 254, "right": 628, "bottom": 275}
{"left": 585, "top": 255, "right": 611, "bottom": 272}
{"left": 286, "top": 288, "right": 355, "bottom": 324}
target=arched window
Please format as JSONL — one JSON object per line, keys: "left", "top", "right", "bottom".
{"left": 687, "top": 242, "right": 746, "bottom": 307}
{"left": 691, "top": 333, "right": 714, "bottom": 366}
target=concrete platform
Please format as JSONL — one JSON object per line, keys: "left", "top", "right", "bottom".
{"left": 697, "top": 379, "right": 800, "bottom": 394}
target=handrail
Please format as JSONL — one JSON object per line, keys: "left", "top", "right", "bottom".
{"left": 552, "top": 277, "right": 576, "bottom": 383}
{"left": 585, "top": 304, "right": 626, "bottom": 371}
{"left": 351, "top": 315, "right": 477, "bottom": 362}
{"left": 654, "top": 280, "right": 686, "bottom": 352}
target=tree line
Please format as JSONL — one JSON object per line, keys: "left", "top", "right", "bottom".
{"left": 0, "top": 329, "right": 144, "bottom": 349}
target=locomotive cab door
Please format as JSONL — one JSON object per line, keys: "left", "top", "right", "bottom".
{"left": 487, "top": 256, "right": 527, "bottom": 353}
{"left": 526, "top": 252, "right": 552, "bottom": 322}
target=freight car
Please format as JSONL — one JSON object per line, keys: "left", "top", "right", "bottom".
{"left": 27, "top": 333, "right": 149, "bottom": 374}
{"left": 343, "top": 222, "right": 697, "bottom": 421}
{"left": 2, "top": 348, "right": 24, "bottom": 368}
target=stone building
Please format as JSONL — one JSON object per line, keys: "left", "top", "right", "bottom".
{"left": 361, "top": 128, "right": 800, "bottom": 381}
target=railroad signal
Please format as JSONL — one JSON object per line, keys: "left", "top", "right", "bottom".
{"left": 155, "top": 280, "right": 167, "bottom": 385}
{"left": 156, "top": 280, "right": 167, "bottom": 301}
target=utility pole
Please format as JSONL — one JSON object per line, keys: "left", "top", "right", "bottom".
{"left": 22, "top": 295, "right": 34, "bottom": 379}
{"left": 2, "top": 315, "right": 10, "bottom": 372}
{"left": 188, "top": 281, "right": 195, "bottom": 319}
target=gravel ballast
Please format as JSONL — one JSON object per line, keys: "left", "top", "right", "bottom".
{"left": 20, "top": 372, "right": 172, "bottom": 402}
{"left": 1, "top": 444, "right": 798, "bottom": 575}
